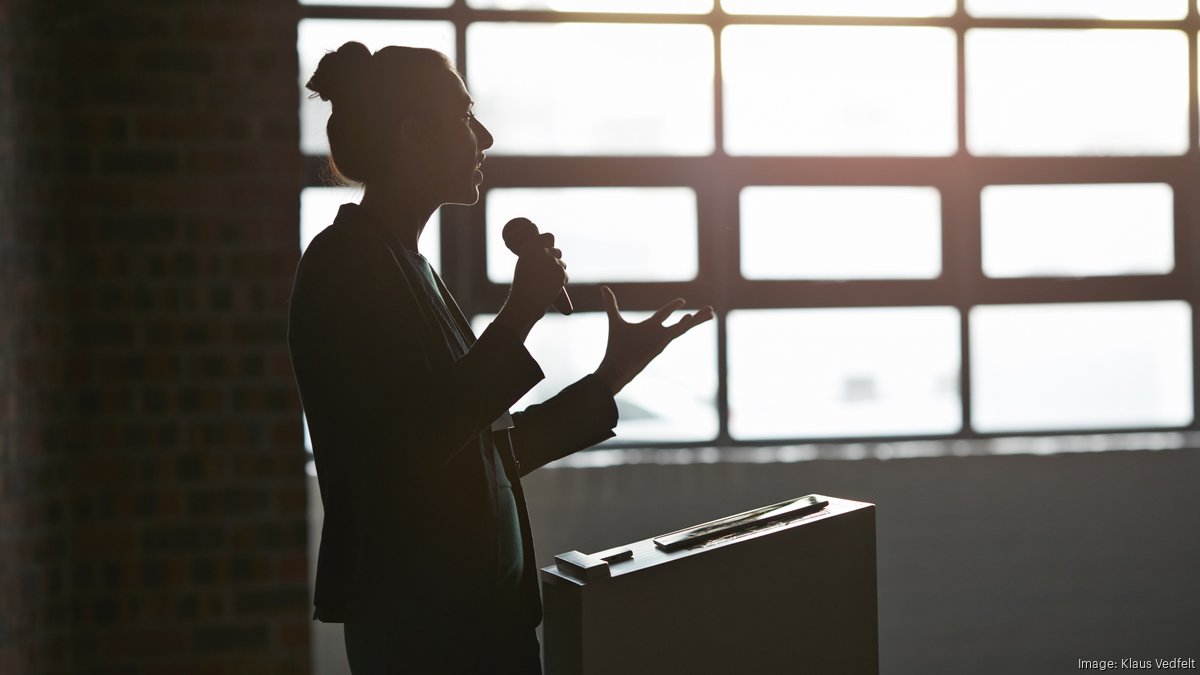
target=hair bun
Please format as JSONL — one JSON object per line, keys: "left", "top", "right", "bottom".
{"left": 306, "top": 41, "right": 373, "bottom": 104}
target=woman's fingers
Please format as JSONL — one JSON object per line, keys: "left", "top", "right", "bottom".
{"left": 601, "top": 285, "right": 621, "bottom": 321}
{"left": 648, "top": 298, "right": 686, "bottom": 324}
{"left": 667, "top": 305, "right": 715, "bottom": 339}
{"left": 605, "top": 288, "right": 712, "bottom": 338}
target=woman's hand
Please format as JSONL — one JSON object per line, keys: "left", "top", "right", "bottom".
{"left": 495, "top": 232, "right": 567, "bottom": 340}
{"left": 593, "top": 286, "right": 714, "bottom": 396}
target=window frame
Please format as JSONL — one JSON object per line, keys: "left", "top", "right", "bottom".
{"left": 300, "top": 0, "right": 1200, "bottom": 447}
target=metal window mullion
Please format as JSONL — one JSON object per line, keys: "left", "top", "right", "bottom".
{"left": 708, "top": 10, "right": 732, "bottom": 444}
{"left": 695, "top": 178, "right": 737, "bottom": 446}
{"left": 299, "top": 4, "right": 1191, "bottom": 30}
{"left": 952, "top": 0, "right": 976, "bottom": 436}
{"left": 303, "top": 155, "right": 1198, "bottom": 189}
{"left": 442, "top": 5, "right": 476, "bottom": 309}
{"left": 1188, "top": 12, "right": 1200, "bottom": 432}
{"left": 480, "top": 156, "right": 971, "bottom": 187}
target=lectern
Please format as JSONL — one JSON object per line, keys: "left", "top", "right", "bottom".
{"left": 540, "top": 495, "right": 877, "bottom": 675}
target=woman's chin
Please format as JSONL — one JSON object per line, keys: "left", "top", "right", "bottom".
{"left": 446, "top": 186, "right": 481, "bottom": 207}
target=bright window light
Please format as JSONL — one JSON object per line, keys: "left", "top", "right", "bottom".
{"left": 966, "top": 0, "right": 1186, "bottom": 19}
{"left": 970, "top": 302, "right": 1194, "bottom": 432}
{"left": 966, "top": 29, "right": 1189, "bottom": 156}
{"left": 740, "top": 186, "right": 942, "bottom": 280}
{"left": 298, "top": 19, "right": 456, "bottom": 156}
{"left": 723, "top": 0, "right": 955, "bottom": 16}
{"left": 468, "top": 0, "right": 712, "bottom": 12}
{"left": 485, "top": 188, "right": 697, "bottom": 283}
{"left": 472, "top": 312, "right": 719, "bottom": 443}
{"left": 467, "top": 23, "right": 714, "bottom": 156}
{"left": 728, "top": 307, "right": 962, "bottom": 439}
{"left": 300, "top": 187, "right": 442, "bottom": 269}
{"left": 982, "top": 183, "right": 1174, "bottom": 278}
{"left": 301, "top": 0, "right": 450, "bottom": 5}
{"left": 723, "top": 26, "right": 957, "bottom": 156}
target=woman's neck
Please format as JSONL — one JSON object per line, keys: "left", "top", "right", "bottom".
{"left": 358, "top": 184, "right": 438, "bottom": 252}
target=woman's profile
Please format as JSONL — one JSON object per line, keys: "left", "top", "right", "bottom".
{"left": 288, "top": 41, "right": 713, "bottom": 674}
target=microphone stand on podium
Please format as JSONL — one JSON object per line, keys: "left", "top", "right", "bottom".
{"left": 540, "top": 495, "right": 878, "bottom": 675}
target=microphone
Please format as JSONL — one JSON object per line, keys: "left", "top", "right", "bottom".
{"left": 502, "top": 217, "right": 573, "bottom": 315}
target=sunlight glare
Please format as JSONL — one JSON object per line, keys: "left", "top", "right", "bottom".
{"left": 468, "top": 0, "right": 712, "bottom": 12}
{"left": 468, "top": 23, "right": 713, "bottom": 155}
{"left": 966, "top": 0, "right": 1186, "bottom": 19}
{"left": 724, "top": 0, "right": 954, "bottom": 17}
{"left": 971, "top": 302, "right": 1193, "bottom": 432}
{"left": 728, "top": 307, "right": 962, "bottom": 439}
{"left": 486, "top": 188, "right": 698, "bottom": 283}
{"left": 967, "top": 29, "right": 1188, "bottom": 156}
{"left": 982, "top": 184, "right": 1174, "bottom": 278}
{"left": 741, "top": 186, "right": 941, "bottom": 280}
{"left": 723, "top": 26, "right": 957, "bottom": 156}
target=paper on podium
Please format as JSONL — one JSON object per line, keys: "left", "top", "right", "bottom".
{"left": 540, "top": 495, "right": 877, "bottom": 675}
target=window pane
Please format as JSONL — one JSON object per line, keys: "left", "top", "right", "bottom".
{"left": 467, "top": 23, "right": 713, "bottom": 156}
{"left": 723, "top": 26, "right": 957, "bottom": 156}
{"left": 970, "top": 302, "right": 1193, "bottom": 432}
{"left": 472, "top": 313, "right": 719, "bottom": 443}
{"left": 486, "top": 188, "right": 697, "bottom": 283}
{"left": 300, "top": 187, "right": 441, "bottom": 269}
{"left": 298, "top": 19, "right": 456, "bottom": 156}
{"left": 724, "top": 0, "right": 954, "bottom": 16}
{"left": 982, "top": 183, "right": 1174, "bottom": 278}
{"left": 728, "top": 307, "right": 962, "bottom": 439}
{"left": 741, "top": 186, "right": 941, "bottom": 280}
{"left": 301, "top": 0, "right": 451, "bottom": 6}
{"left": 967, "top": 0, "right": 1186, "bottom": 19}
{"left": 966, "top": 29, "right": 1188, "bottom": 156}
{"left": 468, "top": 0, "right": 712, "bottom": 12}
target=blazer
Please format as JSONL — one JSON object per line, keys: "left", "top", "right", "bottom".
{"left": 288, "top": 203, "right": 619, "bottom": 627}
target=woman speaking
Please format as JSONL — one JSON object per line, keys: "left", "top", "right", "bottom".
{"left": 289, "top": 42, "right": 712, "bottom": 673}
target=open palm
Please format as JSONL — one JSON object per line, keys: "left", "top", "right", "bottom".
{"left": 593, "top": 285, "right": 714, "bottom": 395}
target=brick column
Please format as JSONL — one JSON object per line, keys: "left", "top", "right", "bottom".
{"left": 0, "top": 2, "right": 309, "bottom": 673}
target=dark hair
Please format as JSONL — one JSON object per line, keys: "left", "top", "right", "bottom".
{"left": 306, "top": 42, "right": 454, "bottom": 185}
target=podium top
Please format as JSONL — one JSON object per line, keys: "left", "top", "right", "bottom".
{"left": 542, "top": 494, "right": 874, "bottom": 586}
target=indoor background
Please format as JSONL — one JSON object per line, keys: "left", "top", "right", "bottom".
{"left": 2, "top": 0, "right": 1198, "bottom": 673}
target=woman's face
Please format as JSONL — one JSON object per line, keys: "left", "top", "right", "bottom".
{"left": 419, "top": 66, "right": 494, "bottom": 207}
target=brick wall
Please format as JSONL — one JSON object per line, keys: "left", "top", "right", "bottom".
{"left": 0, "top": 2, "right": 309, "bottom": 673}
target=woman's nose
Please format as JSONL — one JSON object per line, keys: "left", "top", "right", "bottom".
{"left": 475, "top": 118, "right": 494, "bottom": 151}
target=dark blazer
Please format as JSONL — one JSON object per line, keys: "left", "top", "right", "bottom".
{"left": 288, "top": 203, "right": 618, "bottom": 628}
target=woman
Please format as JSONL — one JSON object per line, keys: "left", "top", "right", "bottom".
{"left": 289, "top": 42, "right": 713, "bottom": 674}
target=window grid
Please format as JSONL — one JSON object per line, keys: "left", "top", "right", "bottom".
{"left": 300, "top": 0, "right": 1200, "bottom": 446}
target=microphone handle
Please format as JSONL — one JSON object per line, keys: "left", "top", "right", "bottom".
{"left": 552, "top": 286, "right": 573, "bottom": 316}
{"left": 503, "top": 216, "right": 572, "bottom": 315}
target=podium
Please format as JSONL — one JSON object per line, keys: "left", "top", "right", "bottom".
{"left": 540, "top": 495, "right": 877, "bottom": 675}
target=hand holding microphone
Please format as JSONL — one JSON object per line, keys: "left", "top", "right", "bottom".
{"left": 498, "top": 218, "right": 714, "bottom": 396}
{"left": 503, "top": 217, "right": 573, "bottom": 315}
{"left": 494, "top": 217, "right": 571, "bottom": 340}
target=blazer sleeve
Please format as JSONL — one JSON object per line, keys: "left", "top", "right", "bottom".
{"left": 509, "top": 373, "right": 619, "bottom": 476}
{"left": 289, "top": 225, "right": 544, "bottom": 478}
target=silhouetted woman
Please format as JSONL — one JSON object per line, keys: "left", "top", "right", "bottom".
{"left": 289, "top": 42, "right": 712, "bottom": 674}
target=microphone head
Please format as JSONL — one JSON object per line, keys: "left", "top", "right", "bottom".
{"left": 502, "top": 217, "right": 539, "bottom": 255}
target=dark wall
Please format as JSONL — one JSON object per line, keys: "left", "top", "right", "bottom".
{"left": 0, "top": 2, "right": 309, "bottom": 672}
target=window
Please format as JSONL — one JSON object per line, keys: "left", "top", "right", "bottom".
{"left": 722, "top": 25, "right": 957, "bottom": 156}
{"left": 485, "top": 188, "right": 698, "bottom": 283}
{"left": 468, "top": 23, "right": 713, "bottom": 155}
{"left": 966, "top": 29, "right": 1188, "bottom": 156}
{"left": 300, "top": 2, "right": 1199, "bottom": 448}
